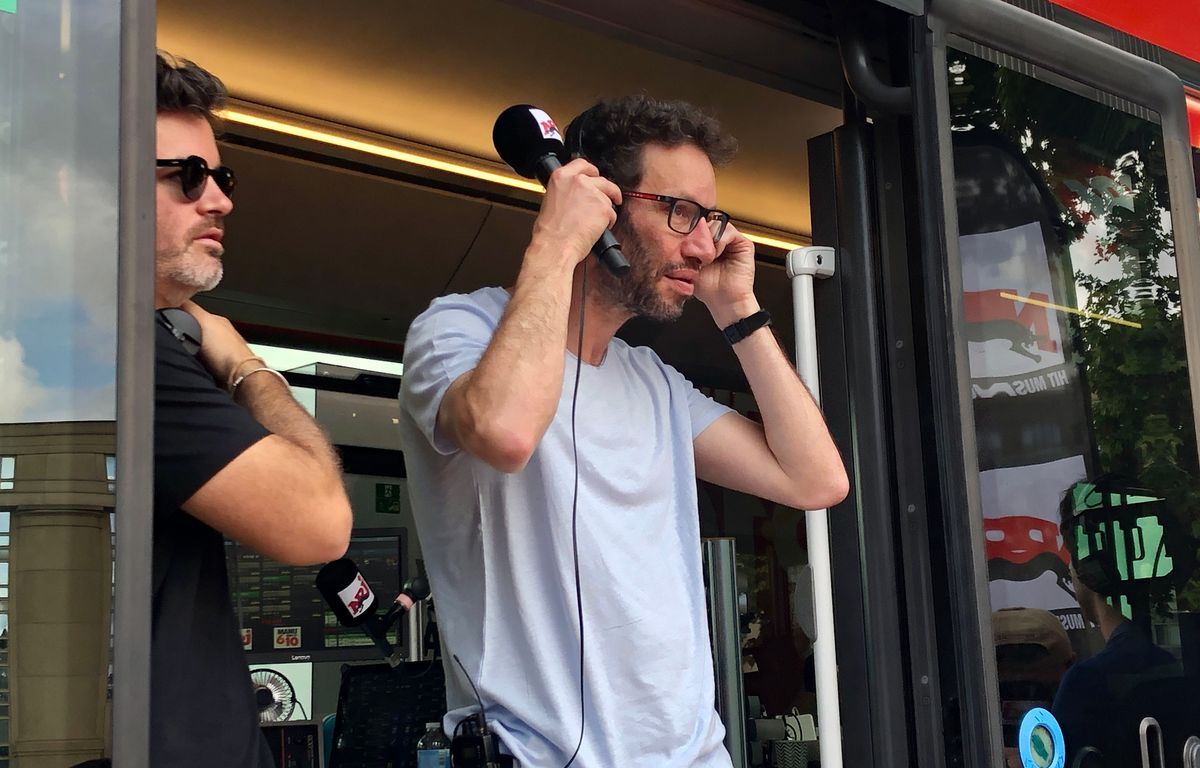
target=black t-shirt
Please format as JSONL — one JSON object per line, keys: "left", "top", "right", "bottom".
{"left": 152, "top": 321, "right": 271, "bottom": 768}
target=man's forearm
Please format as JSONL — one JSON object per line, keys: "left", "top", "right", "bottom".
{"left": 730, "top": 309, "right": 847, "bottom": 493}
{"left": 447, "top": 247, "right": 577, "bottom": 465}
{"left": 233, "top": 372, "right": 341, "bottom": 472}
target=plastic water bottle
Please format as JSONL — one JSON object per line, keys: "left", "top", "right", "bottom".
{"left": 416, "top": 721, "right": 450, "bottom": 768}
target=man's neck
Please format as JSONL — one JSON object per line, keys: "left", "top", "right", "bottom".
{"left": 565, "top": 265, "right": 631, "bottom": 365}
{"left": 155, "top": 286, "right": 193, "bottom": 309}
{"left": 1096, "top": 601, "right": 1128, "bottom": 641}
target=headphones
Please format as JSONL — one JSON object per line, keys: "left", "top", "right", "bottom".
{"left": 156, "top": 308, "right": 202, "bottom": 356}
{"left": 568, "top": 103, "right": 627, "bottom": 233}
{"left": 566, "top": 104, "right": 596, "bottom": 162}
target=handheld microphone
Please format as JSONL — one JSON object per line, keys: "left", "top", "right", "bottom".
{"left": 315, "top": 558, "right": 403, "bottom": 667}
{"left": 493, "top": 104, "right": 630, "bottom": 277}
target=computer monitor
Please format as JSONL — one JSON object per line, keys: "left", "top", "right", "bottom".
{"left": 227, "top": 528, "right": 406, "bottom": 663}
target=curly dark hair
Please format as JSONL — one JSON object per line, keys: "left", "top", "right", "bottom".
{"left": 156, "top": 51, "right": 226, "bottom": 123}
{"left": 563, "top": 95, "right": 738, "bottom": 189}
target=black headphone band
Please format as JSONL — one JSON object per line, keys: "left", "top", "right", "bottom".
{"left": 156, "top": 308, "right": 203, "bottom": 356}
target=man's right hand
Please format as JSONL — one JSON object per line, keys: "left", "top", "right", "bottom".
{"left": 180, "top": 300, "right": 258, "bottom": 387}
{"left": 527, "top": 158, "right": 621, "bottom": 270}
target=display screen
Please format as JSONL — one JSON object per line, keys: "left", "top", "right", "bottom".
{"left": 227, "top": 529, "right": 405, "bottom": 662}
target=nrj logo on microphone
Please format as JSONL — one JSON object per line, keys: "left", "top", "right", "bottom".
{"left": 529, "top": 108, "right": 560, "bottom": 141}
{"left": 338, "top": 573, "right": 375, "bottom": 618}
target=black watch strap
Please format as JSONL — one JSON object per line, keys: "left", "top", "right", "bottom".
{"left": 722, "top": 309, "right": 772, "bottom": 345}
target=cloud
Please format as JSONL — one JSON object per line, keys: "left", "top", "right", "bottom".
{"left": 0, "top": 334, "right": 114, "bottom": 423}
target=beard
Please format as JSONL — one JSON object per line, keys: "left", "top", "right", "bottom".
{"left": 158, "top": 220, "right": 224, "bottom": 293}
{"left": 593, "top": 220, "right": 690, "bottom": 323}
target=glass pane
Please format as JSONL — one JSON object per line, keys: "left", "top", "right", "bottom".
{"left": 248, "top": 342, "right": 404, "bottom": 377}
{"left": 246, "top": 342, "right": 403, "bottom": 420}
{"left": 948, "top": 48, "right": 1200, "bottom": 767}
{"left": 697, "top": 388, "right": 820, "bottom": 746}
{"left": 0, "top": 0, "right": 120, "bottom": 764}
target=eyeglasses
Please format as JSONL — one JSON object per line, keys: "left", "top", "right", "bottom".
{"left": 621, "top": 190, "right": 730, "bottom": 242}
{"left": 156, "top": 155, "right": 237, "bottom": 201}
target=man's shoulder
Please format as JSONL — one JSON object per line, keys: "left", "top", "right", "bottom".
{"left": 402, "top": 287, "right": 510, "bottom": 371}
{"left": 155, "top": 320, "right": 218, "bottom": 388}
{"left": 612, "top": 340, "right": 685, "bottom": 382}
{"left": 421, "top": 286, "right": 509, "bottom": 322}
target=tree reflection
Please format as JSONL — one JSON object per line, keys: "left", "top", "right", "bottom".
{"left": 948, "top": 52, "right": 1200, "bottom": 610}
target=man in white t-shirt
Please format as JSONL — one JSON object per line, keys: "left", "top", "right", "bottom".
{"left": 400, "top": 95, "right": 848, "bottom": 767}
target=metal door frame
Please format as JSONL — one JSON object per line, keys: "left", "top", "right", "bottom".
{"left": 113, "top": 1, "right": 157, "bottom": 765}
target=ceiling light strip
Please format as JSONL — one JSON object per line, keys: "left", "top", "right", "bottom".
{"left": 219, "top": 107, "right": 807, "bottom": 251}
{"left": 220, "top": 108, "right": 544, "bottom": 193}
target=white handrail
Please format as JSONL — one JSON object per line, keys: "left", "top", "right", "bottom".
{"left": 786, "top": 245, "right": 842, "bottom": 768}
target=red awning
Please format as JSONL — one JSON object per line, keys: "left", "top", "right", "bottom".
{"left": 1047, "top": 0, "right": 1200, "bottom": 64}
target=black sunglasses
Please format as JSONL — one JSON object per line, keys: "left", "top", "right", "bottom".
{"left": 156, "top": 155, "right": 237, "bottom": 201}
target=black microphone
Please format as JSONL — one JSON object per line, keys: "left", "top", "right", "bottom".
{"left": 315, "top": 558, "right": 402, "bottom": 667}
{"left": 379, "top": 574, "right": 432, "bottom": 627}
{"left": 493, "top": 104, "right": 630, "bottom": 277}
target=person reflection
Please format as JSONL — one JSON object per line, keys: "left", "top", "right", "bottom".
{"left": 1052, "top": 489, "right": 1180, "bottom": 767}
{"left": 993, "top": 607, "right": 1074, "bottom": 768}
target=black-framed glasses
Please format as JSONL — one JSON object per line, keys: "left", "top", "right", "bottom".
{"left": 156, "top": 155, "right": 237, "bottom": 201}
{"left": 622, "top": 190, "right": 730, "bottom": 242}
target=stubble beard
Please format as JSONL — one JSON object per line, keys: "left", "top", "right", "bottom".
{"left": 159, "top": 221, "right": 224, "bottom": 294}
{"left": 594, "top": 221, "right": 689, "bottom": 323}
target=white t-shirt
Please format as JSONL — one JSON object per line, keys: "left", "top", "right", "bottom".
{"left": 400, "top": 287, "right": 734, "bottom": 767}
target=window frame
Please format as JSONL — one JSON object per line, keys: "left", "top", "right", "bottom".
{"left": 913, "top": 1, "right": 1200, "bottom": 765}
{"left": 111, "top": 2, "right": 157, "bottom": 766}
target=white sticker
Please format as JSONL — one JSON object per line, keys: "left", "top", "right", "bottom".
{"left": 273, "top": 626, "right": 302, "bottom": 650}
{"left": 240, "top": 628, "right": 253, "bottom": 651}
{"left": 338, "top": 573, "right": 375, "bottom": 618}
{"left": 529, "top": 108, "right": 561, "bottom": 141}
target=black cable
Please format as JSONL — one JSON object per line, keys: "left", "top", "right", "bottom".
{"left": 560, "top": 260, "right": 589, "bottom": 768}
{"left": 438, "top": 206, "right": 494, "bottom": 297}
{"left": 452, "top": 653, "right": 488, "bottom": 724}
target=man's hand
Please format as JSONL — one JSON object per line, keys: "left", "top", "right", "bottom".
{"left": 527, "top": 158, "right": 621, "bottom": 272}
{"left": 180, "top": 300, "right": 257, "bottom": 386}
{"left": 693, "top": 222, "right": 760, "bottom": 327}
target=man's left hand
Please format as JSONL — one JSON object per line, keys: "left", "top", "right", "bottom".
{"left": 181, "top": 300, "right": 258, "bottom": 386}
{"left": 694, "top": 222, "right": 760, "bottom": 327}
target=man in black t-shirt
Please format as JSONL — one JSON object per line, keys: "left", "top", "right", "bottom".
{"left": 151, "top": 52, "right": 352, "bottom": 768}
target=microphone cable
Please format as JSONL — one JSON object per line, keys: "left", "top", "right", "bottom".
{"left": 561, "top": 255, "right": 589, "bottom": 768}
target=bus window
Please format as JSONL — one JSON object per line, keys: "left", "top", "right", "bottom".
{"left": 947, "top": 48, "right": 1200, "bottom": 766}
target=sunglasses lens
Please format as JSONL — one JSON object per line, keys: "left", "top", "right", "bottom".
{"left": 213, "top": 167, "right": 236, "bottom": 199}
{"left": 179, "top": 157, "right": 206, "bottom": 201}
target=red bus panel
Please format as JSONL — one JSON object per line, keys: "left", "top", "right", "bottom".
{"left": 1048, "top": 0, "right": 1200, "bottom": 64}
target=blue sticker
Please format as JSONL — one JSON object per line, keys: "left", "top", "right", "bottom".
{"left": 1018, "top": 707, "right": 1065, "bottom": 768}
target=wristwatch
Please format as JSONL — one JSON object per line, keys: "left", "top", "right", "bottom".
{"left": 722, "top": 309, "right": 772, "bottom": 345}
